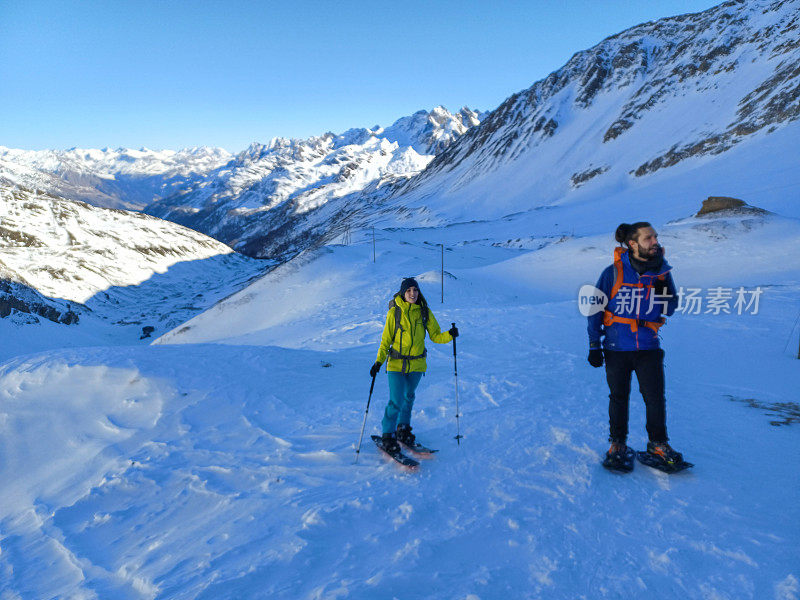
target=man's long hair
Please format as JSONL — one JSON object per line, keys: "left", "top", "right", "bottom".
{"left": 615, "top": 222, "right": 651, "bottom": 249}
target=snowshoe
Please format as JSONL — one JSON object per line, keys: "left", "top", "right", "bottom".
{"left": 396, "top": 424, "right": 438, "bottom": 458}
{"left": 636, "top": 442, "right": 693, "bottom": 473}
{"left": 602, "top": 442, "right": 635, "bottom": 473}
{"left": 382, "top": 432, "right": 402, "bottom": 454}
{"left": 396, "top": 424, "right": 415, "bottom": 446}
{"left": 372, "top": 435, "right": 419, "bottom": 471}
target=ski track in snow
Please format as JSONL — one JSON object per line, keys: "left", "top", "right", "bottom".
{"left": 1, "top": 225, "right": 798, "bottom": 599}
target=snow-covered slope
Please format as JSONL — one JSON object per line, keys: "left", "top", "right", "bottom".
{"left": 385, "top": 0, "right": 800, "bottom": 223}
{"left": 0, "top": 184, "right": 265, "bottom": 353}
{"left": 0, "top": 146, "right": 233, "bottom": 210}
{"left": 155, "top": 191, "right": 800, "bottom": 348}
{"left": 2, "top": 203, "right": 798, "bottom": 599}
{"left": 143, "top": 107, "right": 483, "bottom": 257}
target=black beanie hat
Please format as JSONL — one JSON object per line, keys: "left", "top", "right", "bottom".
{"left": 399, "top": 277, "right": 420, "bottom": 296}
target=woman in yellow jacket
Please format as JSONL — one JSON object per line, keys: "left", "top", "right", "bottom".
{"left": 370, "top": 277, "right": 458, "bottom": 453}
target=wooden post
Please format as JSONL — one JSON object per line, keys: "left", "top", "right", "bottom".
{"left": 439, "top": 243, "right": 444, "bottom": 303}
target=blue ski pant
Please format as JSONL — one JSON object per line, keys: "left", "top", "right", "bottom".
{"left": 381, "top": 371, "right": 423, "bottom": 434}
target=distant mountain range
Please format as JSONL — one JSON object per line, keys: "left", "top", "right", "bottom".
{"left": 0, "top": 146, "right": 232, "bottom": 211}
{"left": 143, "top": 107, "right": 484, "bottom": 255}
{"left": 0, "top": 107, "right": 482, "bottom": 215}
{"left": 1, "top": 0, "right": 798, "bottom": 327}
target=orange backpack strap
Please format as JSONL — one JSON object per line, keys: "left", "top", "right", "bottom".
{"left": 609, "top": 246, "right": 625, "bottom": 300}
{"left": 605, "top": 246, "right": 665, "bottom": 334}
{"left": 603, "top": 311, "right": 664, "bottom": 333}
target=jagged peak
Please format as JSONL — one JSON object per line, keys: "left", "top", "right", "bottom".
{"left": 235, "top": 107, "right": 484, "bottom": 163}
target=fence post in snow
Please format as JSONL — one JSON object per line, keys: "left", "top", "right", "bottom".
{"left": 439, "top": 243, "right": 444, "bottom": 304}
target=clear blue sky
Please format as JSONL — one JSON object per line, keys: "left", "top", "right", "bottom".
{"left": 0, "top": 0, "right": 721, "bottom": 152}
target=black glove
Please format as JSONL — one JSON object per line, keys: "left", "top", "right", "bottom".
{"left": 588, "top": 348, "right": 604, "bottom": 368}
{"left": 370, "top": 362, "right": 382, "bottom": 377}
{"left": 449, "top": 326, "right": 459, "bottom": 338}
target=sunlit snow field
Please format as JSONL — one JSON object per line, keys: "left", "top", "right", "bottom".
{"left": 2, "top": 205, "right": 799, "bottom": 599}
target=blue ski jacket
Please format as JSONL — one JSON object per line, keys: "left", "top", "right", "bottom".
{"left": 588, "top": 247, "right": 678, "bottom": 351}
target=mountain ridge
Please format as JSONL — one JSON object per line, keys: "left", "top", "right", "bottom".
{"left": 142, "top": 106, "right": 484, "bottom": 255}
{"left": 398, "top": 0, "right": 799, "bottom": 201}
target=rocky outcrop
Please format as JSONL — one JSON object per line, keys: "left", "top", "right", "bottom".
{"left": 571, "top": 166, "right": 610, "bottom": 188}
{"left": 695, "top": 196, "right": 769, "bottom": 216}
{"left": 0, "top": 280, "right": 80, "bottom": 324}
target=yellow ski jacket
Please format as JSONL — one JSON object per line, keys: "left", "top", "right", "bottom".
{"left": 376, "top": 295, "right": 453, "bottom": 373}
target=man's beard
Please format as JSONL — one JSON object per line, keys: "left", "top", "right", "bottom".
{"left": 638, "top": 245, "right": 661, "bottom": 259}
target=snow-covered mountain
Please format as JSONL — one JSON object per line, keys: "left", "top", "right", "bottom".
{"left": 388, "top": 0, "right": 800, "bottom": 222}
{"left": 143, "top": 107, "right": 483, "bottom": 257}
{"left": 0, "top": 184, "right": 265, "bottom": 349}
{"left": 3, "top": 0, "right": 797, "bottom": 267}
{"left": 140, "top": 0, "right": 800, "bottom": 261}
{"left": 0, "top": 146, "right": 233, "bottom": 210}
{"left": 0, "top": 108, "right": 483, "bottom": 258}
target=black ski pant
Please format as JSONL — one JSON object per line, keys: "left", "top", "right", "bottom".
{"left": 604, "top": 349, "right": 668, "bottom": 444}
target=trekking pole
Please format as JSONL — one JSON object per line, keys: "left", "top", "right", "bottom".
{"left": 452, "top": 322, "right": 463, "bottom": 445}
{"left": 355, "top": 373, "right": 377, "bottom": 463}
